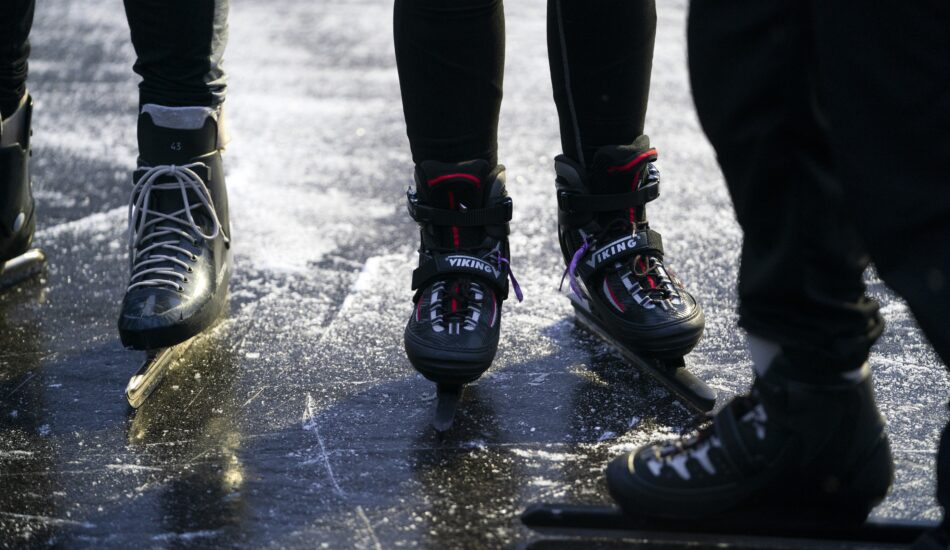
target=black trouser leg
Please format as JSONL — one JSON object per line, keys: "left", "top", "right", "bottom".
{"left": 810, "top": 0, "right": 950, "bottom": 367}
{"left": 687, "top": 1, "right": 883, "bottom": 374}
{"left": 393, "top": 0, "right": 504, "bottom": 166}
{"left": 810, "top": 0, "right": 950, "bottom": 513}
{"left": 0, "top": 0, "right": 34, "bottom": 118}
{"left": 547, "top": 0, "right": 655, "bottom": 167}
{"left": 123, "top": 0, "right": 229, "bottom": 108}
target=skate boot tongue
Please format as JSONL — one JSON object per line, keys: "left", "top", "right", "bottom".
{"left": 588, "top": 139, "right": 667, "bottom": 299}
{"left": 416, "top": 159, "right": 492, "bottom": 250}
{"left": 589, "top": 136, "right": 656, "bottom": 202}
{"left": 134, "top": 112, "right": 221, "bottom": 232}
{"left": 138, "top": 110, "right": 218, "bottom": 166}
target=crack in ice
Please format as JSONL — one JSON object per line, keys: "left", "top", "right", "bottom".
{"left": 302, "top": 393, "right": 345, "bottom": 497}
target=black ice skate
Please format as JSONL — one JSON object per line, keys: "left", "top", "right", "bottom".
{"left": 0, "top": 95, "right": 46, "bottom": 291}
{"left": 606, "top": 357, "right": 894, "bottom": 525}
{"left": 556, "top": 136, "right": 712, "bottom": 411}
{"left": 404, "top": 159, "right": 520, "bottom": 431}
{"left": 519, "top": 358, "right": 930, "bottom": 549}
{"left": 120, "top": 106, "right": 231, "bottom": 408}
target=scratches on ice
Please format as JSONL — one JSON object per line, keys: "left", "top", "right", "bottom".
{"left": 302, "top": 394, "right": 384, "bottom": 548}
{"left": 302, "top": 392, "right": 345, "bottom": 497}
{"left": 4, "top": 372, "right": 36, "bottom": 399}
{"left": 150, "top": 529, "right": 222, "bottom": 542}
{"left": 105, "top": 464, "right": 163, "bottom": 473}
{"left": 355, "top": 505, "right": 383, "bottom": 550}
{"left": 0, "top": 511, "right": 95, "bottom": 529}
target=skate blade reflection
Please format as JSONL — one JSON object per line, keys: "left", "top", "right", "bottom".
{"left": 0, "top": 248, "right": 46, "bottom": 291}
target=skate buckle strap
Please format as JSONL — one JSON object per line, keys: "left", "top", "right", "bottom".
{"left": 579, "top": 229, "right": 663, "bottom": 277}
{"left": 127, "top": 162, "right": 228, "bottom": 292}
{"left": 556, "top": 180, "right": 659, "bottom": 214}
{"left": 407, "top": 190, "right": 513, "bottom": 227}
{"left": 411, "top": 250, "right": 519, "bottom": 301}
{"left": 560, "top": 229, "right": 664, "bottom": 300}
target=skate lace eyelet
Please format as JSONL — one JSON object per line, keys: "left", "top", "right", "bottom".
{"left": 125, "top": 162, "right": 228, "bottom": 294}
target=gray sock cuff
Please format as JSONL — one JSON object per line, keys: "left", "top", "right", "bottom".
{"left": 141, "top": 104, "right": 216, "bottom": 130}
{"left": 140, "top": 104, "right": 230, "bottom": 150}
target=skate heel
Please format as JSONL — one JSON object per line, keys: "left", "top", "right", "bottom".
{"left": 817, "top": 432, "right": 894, "bottom": 519}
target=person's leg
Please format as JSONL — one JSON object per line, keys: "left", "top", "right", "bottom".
{"left": 0, "top": 0, "right": 33, "bottom": 119}
{"left": 117, "top": 0, "right": 232, "bottom": 350}
{"left": 124, "top": 0, "right": 227, "bottom": 108}
{"left": 394, "top": 0, "right": 517, "bottom": 393}
{"left": 547, "top": 0, "right": 654, "bottom": 167}
{"left": 548, "top": 0, "right": 703, "bottom": 360}
{"left": 394, "top": 0, "right": 504, "bottom": 166}
{"left": 812, "top": 0, "right": 950, "bottom": 537}
{"left": 690, "top": 3, "right": 883, "bottom": 373}
{"left": 605, "top": 0, "right": 893, "bottom": 521}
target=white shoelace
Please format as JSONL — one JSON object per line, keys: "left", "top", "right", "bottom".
{"left": 127, "top": 162, "right": 227, "bottom": 292}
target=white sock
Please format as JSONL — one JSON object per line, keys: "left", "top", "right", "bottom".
{"left": 747, "top": 334, "right": 781, "bottom": 377}
{"left": 747, "top": 333, "right": 868, "bottom": 382}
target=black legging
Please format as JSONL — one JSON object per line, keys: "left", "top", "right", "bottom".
{"left": 393, "top": 0, "right": 657, "bottom": 168}
{"left": 0, "top": 0, "right": 228, "bottom": 118}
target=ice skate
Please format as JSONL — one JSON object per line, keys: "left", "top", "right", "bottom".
{"left": 0, "top": 95, "right": 45, "bottom": 291}
{"left": 606, "top": 357, "right": 893, "bottom": 525}
{"left": 404, "top": 159, "right": 520, "bottom": 432}
{"left": 520, "top": 357, "right": 927, "bottom": 548}
{"left": 556, "top": 136, "right": 712, "bottom": 411}
{"left": 119, "top": 105, "right": 231, "bottom": 408}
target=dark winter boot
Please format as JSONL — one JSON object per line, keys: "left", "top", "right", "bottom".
{"left": 606, "top": 357, "right": 894, "bottom": 523}
{"left": 404, "top": 160, "right": 520, "bottom": 385}
{"left": 118, "top": 105, "right": 232, "bottom": 350}
{"left": 557, "top": 136, "right": 703, "bottom": 359}
{"left": 0, "top": 95, "right": 36, "bottom": 265}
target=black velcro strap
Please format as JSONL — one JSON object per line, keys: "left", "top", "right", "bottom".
{"left": 411, "top": 252, "right": 509, "bottom": 298}
{"left": 557, "top": 181, "right": 659, "bottom": 214}
{"left": 576, "top": 228, "right": 664, "bottom": 278}
{"left": 407, "top": 194, "right": 513, "bottom": 227}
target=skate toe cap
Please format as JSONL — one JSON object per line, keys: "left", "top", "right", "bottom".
{"left": 119, "top": 288, "right": 187, "bottom": 324}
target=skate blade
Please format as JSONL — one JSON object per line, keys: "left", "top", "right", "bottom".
{"left": 0, "top": 249, "right": 46, "bottom": 291}
{"left": 522, "top": 503, "right": 932, "bottom": 549}
{"left": 570, "top": 296, "right": 716, "bottom": 413}
{"left": 433, "top": 384, "right": 464, "bottom": 433}
{"left": 126, "top": 337, "right": 196, "bottom": 409}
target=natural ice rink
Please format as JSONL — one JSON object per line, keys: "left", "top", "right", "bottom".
{"left": 1, "top": 0, "right": 946, "bottom": 547}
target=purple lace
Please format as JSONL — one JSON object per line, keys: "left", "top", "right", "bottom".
{"left": 495, "top": 255, "right": 524, "bottom": 302}
{"left": 559, "top": 238, "right": 590, "bottom": 300}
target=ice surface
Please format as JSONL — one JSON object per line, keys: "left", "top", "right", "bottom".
{"left": 0, "top": 0, "right": 945, "bottom": 548}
